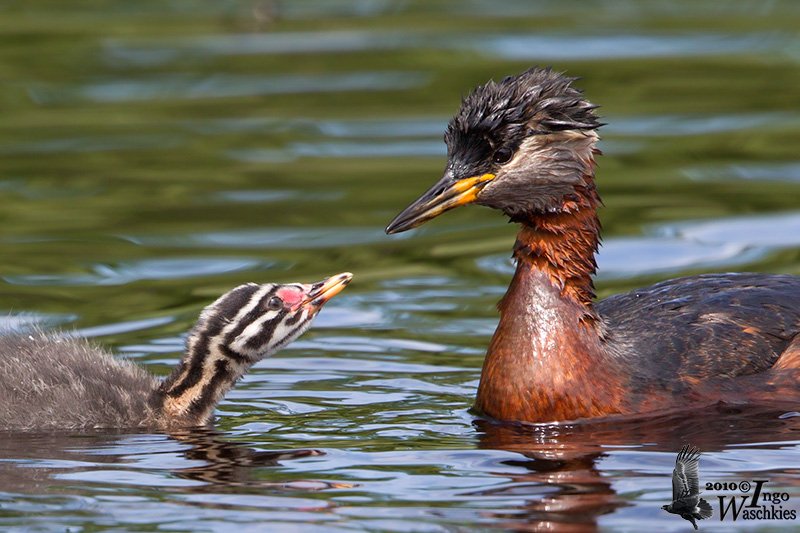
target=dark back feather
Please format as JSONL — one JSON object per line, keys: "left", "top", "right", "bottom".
{"left": 599, "top": 273, "right": 800, "bottom": 386}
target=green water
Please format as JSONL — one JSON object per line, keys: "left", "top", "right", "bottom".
{"left": 2, "top": 1, "right": 800, "bottom": 531}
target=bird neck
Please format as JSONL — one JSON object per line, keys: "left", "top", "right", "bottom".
{"left": 474, "top": 149, "right": 626, "bottom": 422}
{"left": 153, "top": 331, "right": 255, "bottom": 429}
{"left": 511, "top": 168, "right": 602, "bottom": 316}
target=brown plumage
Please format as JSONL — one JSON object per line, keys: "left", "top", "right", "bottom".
{"left": 0, "top": 273, "right": 352, "bottom": 431}
{"left": 386, "top": 67, "right": 800, "bottom": 423}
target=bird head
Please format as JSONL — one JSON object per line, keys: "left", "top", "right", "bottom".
{"left": 191, "top": 272, "right": 353, "bottom": 362}
{"left": 385, "top": 67, "right": 602, "bottom": 234}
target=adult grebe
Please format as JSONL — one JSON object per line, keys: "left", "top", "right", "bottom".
{"left": 386, "top": 67, "right": 800, "bottom": 423}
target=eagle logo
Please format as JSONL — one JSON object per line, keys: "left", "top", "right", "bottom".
{"left": 661, "top": 444, "right": 713, "bottom": 529}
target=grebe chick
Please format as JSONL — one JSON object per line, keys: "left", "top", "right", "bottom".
{"left": 386, "top": 67, "right": 800, "bottom": 423}
{"left": 0, "top": 273, "right": 352, "bottom": 431}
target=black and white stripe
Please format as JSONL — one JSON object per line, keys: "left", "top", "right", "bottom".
{"left": 162, "top": 283, "right": 265, "bottom": 398}
{"left": 159, "top": 282, "right": 319, "bottom": 423}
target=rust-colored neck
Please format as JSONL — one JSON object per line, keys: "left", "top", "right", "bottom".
{"left": 512, "top": 179, "right": 602, "bottom": 318}
{"left": 475, "top": 153, "right": 628, "bottom": 422}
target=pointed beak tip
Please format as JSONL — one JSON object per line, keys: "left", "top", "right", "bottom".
{"left": 303, "top": 272, "right": 353, "bottom": 308}
{"left": 384, "top": 222, "right": 402, "bottom": 235}
{"left": 385, "top": 211, "right": 415, "bottom": 235}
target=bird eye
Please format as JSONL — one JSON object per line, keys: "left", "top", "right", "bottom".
{"left": 267, "top": 296, "right": 284, "bottom": 311}
{"left": 492, "top": 146, "right": 514, "bottom": 164}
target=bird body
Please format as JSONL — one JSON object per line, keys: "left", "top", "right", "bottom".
{"left": 386, "top": 67, "right": 800, "bottom": 423}
{"left": 0, "top": 333, "right": 156, "bottom": 431}
{"left": 0, "top": 273, "right": 352, "bottom": 431}
{"left": 662, "top": 445, "right": 713, "bottom": 529}
{"left": 479, "top": 264, "right": 800, "bottom": 421}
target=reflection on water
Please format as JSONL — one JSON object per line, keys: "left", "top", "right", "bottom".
{"left": 2, "top": 0, "right": 800, "bottom": 531}
{"left": 2, "top": 406, "right": 799, "bottom": 531}
{"left": 475, "top": 405, "right": 800, "bottom": 531}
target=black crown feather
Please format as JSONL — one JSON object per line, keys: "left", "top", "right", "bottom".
{"left": 445, "top": 67, "right": 601, "bottom": 163}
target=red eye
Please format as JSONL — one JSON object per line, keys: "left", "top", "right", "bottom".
{"left": 267, "top": 296, "right": 283, "bottom": 311}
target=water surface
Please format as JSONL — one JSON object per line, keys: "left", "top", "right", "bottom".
{"left": 2, "top": 1, "right": 800, "bottom": 531}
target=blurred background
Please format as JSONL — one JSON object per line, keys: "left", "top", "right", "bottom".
{"left": 1, "top": 1, "right": 800, "bottom": 531}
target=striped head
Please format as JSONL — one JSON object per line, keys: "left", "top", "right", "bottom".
{"left": 155, "top": 272, "right": 352, "bottom": 428}
{"left": 191, "top": 272, "right": 353, "bottom": 362}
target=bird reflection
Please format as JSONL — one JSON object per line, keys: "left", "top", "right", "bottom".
{"left": 472, "top": 404, "right": 800, "bottom": 532}
{"left": 167, "top": 428, "right": 333, "bottom": 490}
{"left": 0, "top": 428, "right": 330, "bottom": 494}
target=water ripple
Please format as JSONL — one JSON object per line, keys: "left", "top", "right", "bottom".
{"left": 3, "top": 257, "right": 262, "bottom": 286}
{"left": 255, "top": 356, "right": 467, "bottom": 375}
{"left": 228, "top": 140, "right": 443, "bottom": 162}
{"left": 608, "top": 112, "right": 800, "bottom": 137}
{"left": 123, "top": 227, "right": 407, "bottom": 249}
{"left": 658, "top": 210, "right": 800, "bottom": 248}
{"left": 71, "top": 316, "right": 176, "bottom": 339}
{"left": 0, "top": 312, "right": 79, "bottom": 332}
{"left": 104, "top": 31, "right": 422, "bottom": 63}
{"left": 213, "top": 189, "right": 344, "bottom": 204}
{"left": 481, "top": 32, "right": 790, "bottom": 61}
{"left": 0, "top": 135, "right": 183, "bottom": 155}
{"left": 685, "top": 161, "right": 800, "bottom": 182}
{"left": 29, "top": 71, "right": 431, "bottom": 105}
{"left": 103, "top": 31, "right": 798, "bottom": 65}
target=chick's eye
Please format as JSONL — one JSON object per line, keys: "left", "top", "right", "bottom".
{"left": 492, "top": 146, "right": 514, "bottom": 164}
{"left": 267, "top": 296, "right": 284, "bottom": 311}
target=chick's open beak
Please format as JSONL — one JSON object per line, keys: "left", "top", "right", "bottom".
{"left": 385, "top": 171, "right": 495, "bottom": 234}
{"left": 302, "top": 272, "right": 353, "bottom": 310}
